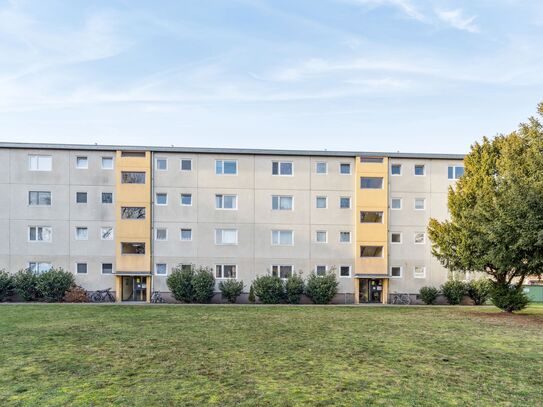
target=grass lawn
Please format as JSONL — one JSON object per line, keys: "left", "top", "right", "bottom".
{"left": 0, "top": 305, "right": 542, "bottom": 406}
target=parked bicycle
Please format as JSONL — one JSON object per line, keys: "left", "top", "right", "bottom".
{"left": 150, "top": 291, "right": 166, "bottom": 303}
{"left": 390, "top": 293, "right": 411, "bottom": 305}
{"left": 90, "top": 288, "right": 116, "bottom": 303}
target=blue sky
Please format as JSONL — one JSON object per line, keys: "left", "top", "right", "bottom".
{"left": 1, "top": 0, "right": 542, "bottom": 153}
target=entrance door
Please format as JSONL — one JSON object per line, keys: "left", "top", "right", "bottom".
{"left": 358, "top": 279, "right": 383, "bottom": 303}
{"left": 122, "top": 276, "right": 147, "bottom": 301}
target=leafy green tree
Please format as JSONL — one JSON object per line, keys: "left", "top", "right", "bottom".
{"left": 428, "top": 103, "right": 543, "bottom": 312}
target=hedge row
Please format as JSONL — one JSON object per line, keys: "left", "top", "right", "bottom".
{"left": 0, "top": 268, "right": 77, "bottom": 302}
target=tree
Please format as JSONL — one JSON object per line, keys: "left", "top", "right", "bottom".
{"left": 428, "top": 103, "right": 543, "bottom": 312}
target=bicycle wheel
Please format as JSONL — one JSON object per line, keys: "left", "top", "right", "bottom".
{"left": 106, "top": 292, "right": 116, "bottom": 302}
{"left": 400, "top": 294, "right": 411, "bottom": 305}
{"left": 90, "top": 292, "right": 102, "bottom": 303}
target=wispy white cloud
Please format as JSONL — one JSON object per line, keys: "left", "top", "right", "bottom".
{"left": 435, "top": 9, "right": 479, "bottom": 33}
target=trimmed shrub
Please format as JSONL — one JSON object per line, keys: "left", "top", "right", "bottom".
{"left": 36, "top": 268, "right": 75, "bottom": 302}
{"left": 491, "top": 284, "right": 530, "bottom": 312}
{"left": 466, "top": 278, "right": 492, "bottom": 305}
{"left": 252, "top": 275, "right": 284, "bottom": 304}
{"left": 419, "top": 286, "right": 439, "bottom": 305}
{"left": 167, "top": 265, "right": 195, "bottom": 302}
{"left": 305, "top": 272, "right": 338, "bottom": 304}
{"left": 0, "top": 270, "right": 14, "bottom": 302}
{"left": 441, "top": 280, "right": 466, "bottom": 305}
{"left": 192, "top": 267, "right": 215, "bottom": 303}
{"left": 285, "top": 274, "right": 304, "bottom": 304}
{"left": 13, "top": 269, "right": 41, "bottom": 301}
{"left": 64, "top": 285, "right": 89, "bottom": 303}
{"left": 248, "top": 284, "right": 256, "bottom": 303}
{"left": 219, "top": 279, "right": 244, "bottom": 303}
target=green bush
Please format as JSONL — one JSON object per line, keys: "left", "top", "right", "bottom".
{"left": 305, "top": 272, "right": 338, "bottom": 304}
{"left": 285, "top": 274, "right": 305, "bottom": 304}
{"left": 36, "top": 268, "right": 75, "bottom": 302}
{"left": 419, "top": 286, "right": 439, "bottom": 305}
{"left": 491, "top": 284, "right": 530, "bottom": 312}
{"left": 0, "top": 270, "right": 13, "bottom": 302}
{"left": 192, "top": 267, "right": 215, "bottom": 303}
{"left": 13, "top": 269, "right": 41, "bottom": 301}
{"left": 441, "top": 280, "right": 467, "bottom": 305}
{"left": 466, "top": 278, "right": 492, "bottom": 305}
{"left": 248, "top": 284, "right": 255, "bottom": 303}
{"left": 167, "top": 265, "right": 195, "bottom": 302}
{"left": 252, "top": 275, "right": 284, "bottom": 304}
{"left": 219, "top": 279, "right": 244, "bottom": 303}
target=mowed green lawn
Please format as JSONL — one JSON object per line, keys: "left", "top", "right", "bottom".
{"left": 0, "top": 305, "right": 542, "bottom": 406}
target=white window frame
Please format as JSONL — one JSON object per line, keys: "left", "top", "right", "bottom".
{"left": 101, "top": 192, "right": 113, "bottom": 204}
{"left": 28, "top": 155, "right": 52, "bottom": 171}
{"left": 28, "top": 262, "right": 52, "bottom": 274}
{"left": 390, "top": 232, "right": 402, "bottom": 244}
{"left": 315, "top": 230, "right": 328, "bottom": 243}
{"left": 448, "top": 165, "right": 464, "bottom": 180}
{"left": 28, "top": 191, "right": 52, "bottom": 206}
{"left": 180, "top": 228, "right": 192, "bottom": 241}
{"left": 180, "top": 193, "right": 192, "bottom": 206}
{"left": 271, "top": 264, "right": 294, "bottom": 279}
{"left": 75, "top": 262, "right": 88, "bottom": 274}
{"left": 75, "top": 192, "right": 87, "bottom": 204}
{"left": 155, "top": 263, "right": 168, "bottom": 276}
{"left": 272, "top": 160, "right": 293, "bottom": 176}
{"left": 215, "top": 264, "right": 237, "bottom": 279}
{"left": 315, "top": 161, "right": 327, "bottom": 174}
{"left": 101, "top": 263, "right": 114, "bottom": 275}
{"left": 339, "top": 163, "right": 351, "bottom": 175}
{"left": 414, "top": 232, "right": 426, "bottom": 244}
{"left": 155, "top": 157, "right": 168, "bottom": 171}
{"left": 316, "top": 196, "right": 327, "bottom": 209}
{"left": 75, "top": 227, "right": 88, "bottom": 241}
{"left": 339, "top": 265, "right": 351, "bottom": 278}
{"left": 101, "top": 156, "right": 114, "bottom": 170}
{"left": 215, "top": 194, "right": 238, "bottom": 210}
{"left": 271, "top": 230, "right": 294, "bottom": 246}
{"left": 272, "top": 195, "right": 294, "bottom": 211}
{"left": 339, "top": 231, "right": 351, "bottom": 243}
{"left": 215, "top": 228, "right": 238, "bottom": 245}
{"left": 414, "top": 198, "right": 426, "bottom": 210}
{"left": 28, "top": 226, "right": 52, "bottom": 242}
{"left": 155, "top": 228, "right": 168, "bottom": 241}
{"left": 390, "top": 163, "right": 402, "bottom": 176}
{"left": 390, "top": 266, "right": 403, "bottom": 278}
{"left": 215, "top": 159, "right": 238, "bottom": 175}
{"left": 155, "top": 193, "right": 168, "bottom": 206}
{"left": 391, "top": 198, "right": 402, "bottom": 210}
{"left": 315, "top": 265, "right": 329, "bottom": 276}
{"left": 414, "top": 164, "right": 426, "bottom": 176}
{"left": 340, "top": 196, "right": 351, "bottom": 209}
{"left": 76, "top": 156, "right": 88, "bottom": 169}
{"left": 180, "top": 159, "right": 193, "bottom": 172}
{"left": 100, "top": 226, "right": 114, "bottom": 240}
{"left": 414, "top": 266, "right": 426, "bottom": 279}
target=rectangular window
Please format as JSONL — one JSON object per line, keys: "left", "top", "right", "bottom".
{"left": 272, "top": 195, "right": 293, "bottom": 210}
{"left": 360, "top": 177, "right": 383, "bottom": 189}
{"left": 180, "top": 159, "right": 192, "bottom": 171}
{"left": 315, "top": 265, "right": 328, "bottom": 276}
{"left": 76, "top": 156, "right": 88, "bottom": 169}
{"left": 28, "top": 262, "right": 52, "bottom": 274}
{"left": 316, "top": 162, "right": 327, "bottom": 174}
{"left": 316, "top": 230, "right": 327, "bottom": 243}
{"left": 340, "top": 197, "right": 351, "bottom": 209}
{"left": 448, "top": 165, "right": 464, "bottom": 180}
{"left": 180, "top": 193, "right": 192, "bottom": 206}
{"left": 340, "top": 266, "right": 351, "bottom": 277}
{"left": 180, "top": 228, "right": 192, "bottom": 241}
{"left": 414, "top": 266, "right": 426, "bottom": 278}
{"left": 121, "top": 171, "right": 146, "bottom": 184}
{"left": 28, "top": 155, "right": 52, "bottom": 171}
{"left": 75, "top": 227, "right": 88, "bottom": 240}
{"left": 272, "top": 230, "right": 293, "bottom": 246}
{"left": 360, "top": 246, "right": 383, "bottom": 257}
{"left": 121, "top": 207, "right": 146, "bottom": 219}
{"left": 414, "top": 164, "right": 425, "bottom": 176}
{"left": 339, "top": 231, "right": 351, "bottom": 243}
{"left": 390, "top": 266, "right": 402, "bottom": 278}
{"left": 76, "top": 192, "right": 87, "bottom": 204}
{"left": 28, "top": 191, "right": 51, "bottom": 206}
{"left": 155, "top": 228, "right": 167, "bottom": 241}
{"left": 155, "top": 263, "right": 167, "bottom": 276}
{"left": 215, "top": 194, "right": 237, "bottom": 210}
{"left": 215, "top": 160, "right": 237, "bottom": 175}
{"left": 414, "top": 232, "right": 426, "bottom": 244}
{"left": 216, "top": 264, "right": 237, "bottom": 279}
{"left": 100, "top": 227, "right": 113, "bottom": 240}
{"left": 101, "top": 157, "right": 113, "bottom": 169}
{"left": 316, "top": 196, "right": 327, "bottom": 209}
{"left": 156, "top": 158, "right": 167, "bottom": 170}
{"left": 391, "top": 198, "right": 402, "bottom": 210}
{"left": 121, "top": 242, "right": 145, "bottom": 254}
{"left": 28, "top": 226, "right": 52, "bottom": 242}
{"left": 156, "top": 193, "right": 168, "bottom": 205}
{"left": 360, "top": 157, "right": 384, "bottom": 163}
{"left": 391, "top": 232, "right": 402, "bottom": 244}
{"left": 215, "top": 229, "right": 238, "bottom": 245}
{"left": 391, "top": 164, "right": 402, "bottom": 175}
{"left": 101, "top": 263, "right": 113, "bottom": 274}
{"left": 340, "top": 163, "right": 351, "bottom": 174}
{"left": 101, "top": 192, "right": 113, "bottom": 204}
{"left": 272, "top": 161, "right": 293, "bottom": 176}
{"left": 360, "top": 211, "right": 383, "bottom": 223}
{"left": 414, "top": 198, "right": 426, "bottom": 210}
{"left": 76, "top": 263, "right": 88, "bottom": 274}
{"left": 121, "top": 151, "right": 145, "bottom": 158}
{"left": 271, "top": 265, "right": 293, "bottom": 279}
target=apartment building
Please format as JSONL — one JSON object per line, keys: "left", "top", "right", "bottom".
{"left": 0, "top": 142, "right": 464, "bottom": 303}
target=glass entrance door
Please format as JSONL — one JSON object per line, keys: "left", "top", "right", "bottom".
{"left": 358, "top": 279, "right": 383, "bottom": 303}
{"left": 122, "top": 276, "right": 147, "bottom": 301}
